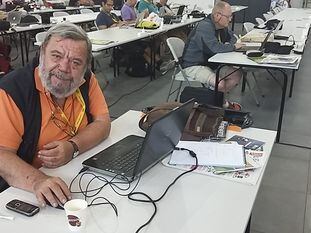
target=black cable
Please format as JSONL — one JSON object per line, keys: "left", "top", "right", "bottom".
{"left": 128, "top": 147, "right": 198, "bottom": 233}
{"left": 108, "top": 80, "right": 152, "bottom": 108}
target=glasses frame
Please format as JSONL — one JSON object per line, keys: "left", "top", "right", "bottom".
{"left": 50, "top": 112, "right": 76, "bottom": 137}
{"left": 217, "top": 12, "right": 233, "bottom": 20}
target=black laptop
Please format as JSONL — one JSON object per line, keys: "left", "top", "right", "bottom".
{"left": 82, "top": 99, "right": 194, "bottom": 181}
{"left": 236, "top": 29, "right": 274, "bottom": 52}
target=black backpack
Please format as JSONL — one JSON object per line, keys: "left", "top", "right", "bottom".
{"left": 125, "top": 45, "right": 150, "bottom": 78}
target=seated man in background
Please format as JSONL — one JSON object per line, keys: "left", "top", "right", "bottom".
{"left": 156, "top": 0, "right": 174, "bottom": 15}
{"left": 0, "top": 23, "right": 111, "bottom": 207}
{"left": 121, "top": 0, "right": 137, "bottom": 24}
{"left": 96, "top": 0, "right": 126, "bottom": 29}
{"left": 181, "top": 1, "right": 243, "bottom": 110}
{"left": 79, "top": 0, "right": 95, "bottom": 6}
{"left": 137, "top": 0, "right": 158, "bottom": 14}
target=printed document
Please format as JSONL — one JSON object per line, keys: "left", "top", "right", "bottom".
{"left": 170, "top": 141, "right": 245, "bottom": 168}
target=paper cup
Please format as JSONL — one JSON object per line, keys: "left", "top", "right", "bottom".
{"left": 64, "top": 199, "right": 88, "bottom": 232}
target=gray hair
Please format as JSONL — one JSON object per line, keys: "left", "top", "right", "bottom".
{"left": 41, "top": 22, "right": 92, "bottom": 66}
{"left": 212, "top": 1, "right": 230, "bottom": 15}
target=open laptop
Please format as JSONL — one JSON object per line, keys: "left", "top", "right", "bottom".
{"left": 237, "top": 20, "right": 284, "bottom": 52}
{"left": 236, "top": 29, "right": 274, "bottom": 52}
{"left": 82, "top": 99, "right": 195, "bottom": 181}
{"left": 176, "top": 5, "right": 186, "bottom": 16}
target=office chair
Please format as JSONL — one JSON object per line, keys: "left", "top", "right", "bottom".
{"left": 166, "top": 37, "right": 202, "bottom": 102}
{"left": 53, "top": 11, "right": 69, "bottom": 17}
{"left": 255, "top": 17, "right": 265, "bottom": 25}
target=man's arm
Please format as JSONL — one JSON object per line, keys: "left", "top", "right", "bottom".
{"left": 38, "top": 115, "right": 110, "bottom": 168}
{"left": 38, "top": 75, "right": 111, "bottom": 168}
{"left": 200, "top": 23, "right": 235, "bottom": 54}
{"left": 0, "top": 147, "right": 71, "bottom": 207}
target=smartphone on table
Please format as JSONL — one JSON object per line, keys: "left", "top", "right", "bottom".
{"left": 6, "top": 199, "right": 40, "bottom": 217}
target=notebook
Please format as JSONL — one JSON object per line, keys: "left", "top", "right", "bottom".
{"left": 82, "top": 99, "right": 194, "bottom": 181}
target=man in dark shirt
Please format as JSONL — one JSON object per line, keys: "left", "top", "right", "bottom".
{"left": 181, "top": 1, "right": 243, "bottom": 110}
{"left": 96, "top": 0, "right": 126, "bottom": 29}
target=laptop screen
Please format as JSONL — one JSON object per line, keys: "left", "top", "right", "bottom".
{"left": 132, "top": 99, "right": 194, "bottom": 176}
{"left": 176, "top": 5, "right": 186, "bottom": 16}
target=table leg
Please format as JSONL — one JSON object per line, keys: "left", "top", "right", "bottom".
{"left": 231, "top": 14, "right": 236, "bottom": 31}
{"left": 19, "top": 32, "right": 25, "bottom": 66}
{"left": 289, "top": 70, "right": 295, "bottom": 98}
{"left": 23, "top": 32, "right": 29, "bottom": 63}
{"left": 245, "top": 214, "right": 251, "bottom": 233}
{"left": 241, "top": 71, "right": 246, "bottom": 92}
{"left": 150, "top": 36, "right": 156, "bottom": 80}
{"left": 276, "top": 69, "right": 288, "bottom": 143}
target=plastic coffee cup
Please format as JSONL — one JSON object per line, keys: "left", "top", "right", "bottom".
{"left": 189, "top": 15, "right": 193, "bottom": 20}
{"left": 64, "top": 199, "right": 88, "bottom": 232}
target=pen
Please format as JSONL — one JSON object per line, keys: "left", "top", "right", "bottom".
{"left": 0, "top": 215, "right": 14, "bottom": 220}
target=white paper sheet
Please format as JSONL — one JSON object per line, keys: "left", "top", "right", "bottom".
{"left": 170, "top": 141, "right": 245, "bottom": 168}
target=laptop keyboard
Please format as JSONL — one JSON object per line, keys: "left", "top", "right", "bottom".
{"left": 103, "top": 141, "right": 143, "bottom": 173}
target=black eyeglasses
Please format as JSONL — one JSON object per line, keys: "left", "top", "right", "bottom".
{"left": 50, "top": 112, "right": 76, "bottom": 137}
{"left": 217, "top": 12, "right": 232, "bottom": 20}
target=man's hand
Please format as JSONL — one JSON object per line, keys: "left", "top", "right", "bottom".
{"left": 32, "top": 174, "right": 71, "bottom": 208}
{"left": 38, "top": 141, "right": 74, "bottom": 168}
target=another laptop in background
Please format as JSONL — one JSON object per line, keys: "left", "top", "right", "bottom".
{"left": 82, "top": 99, "right": 195, "bottom": 181}
{"left": 176, "top": 5, "right": 186, "bottom": 16}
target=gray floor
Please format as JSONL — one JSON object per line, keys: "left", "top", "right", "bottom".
{"left": 15, "top": 24, "right": 311, "bottom": 232}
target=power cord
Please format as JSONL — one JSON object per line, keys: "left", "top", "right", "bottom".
{"left": 69, "top": 168, "right": 141, "bottom": 217}
{"left": 108, "top": 80, "right": 152, "bottom": 108}
{"left": 128, "top": 147, "right": 198, "bottom": 233}
{"left": 69, "top": 148, "right": 197, "bottom": 232}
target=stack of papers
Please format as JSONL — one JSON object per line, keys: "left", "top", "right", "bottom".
{"left": 256, "top": 54, "right": 300, "bottom": 66}
{"left": 169, "top": 141, "right": 245, "bottom": 168}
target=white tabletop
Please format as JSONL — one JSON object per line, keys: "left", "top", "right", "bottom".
{"left": 0, "top": 110, "right": 276, "bottom": 233}
{"left": 50, "top": 12, "right": 99, "bottom": 24}
{"left": 88, "top": 17, "right": 203, "bottom": 52}
{"left": 209, "top": 52, "right": 300, "bottom": 70}
{"left": 29, "top": 5, "right": 101, "bottom": 14}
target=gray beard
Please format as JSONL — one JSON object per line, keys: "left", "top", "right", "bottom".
{"left": 38, "top": 57, "right": 84, "bottom": 99}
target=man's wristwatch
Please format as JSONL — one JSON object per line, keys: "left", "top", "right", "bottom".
{"left": 68, "top": 140, "right": 80, "bottom": 159}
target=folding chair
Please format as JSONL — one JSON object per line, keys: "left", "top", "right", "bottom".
{"left": 166, "top": 37, "right": 202, "bottom": 102}
{"left": 241, "top": 23, "right": 265, "bottom": 106}
{"left": 255, "top": 17, "right": 265, "bottom": 25}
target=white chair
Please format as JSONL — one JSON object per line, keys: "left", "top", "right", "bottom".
{"left": 35, "top": 31, "right": 47, "bottom": 46}
{"left": 255, "top": 17, "right": 265, "bottom": 25}
{"left": 80, "top": 8, "right": 94, "bottom": 14}
{"left": 243, "top": 22, "right": 255, "bottom": 33}
{"left": 53, "top": 11, "right": 69, "bottom": 17}
{"left": 263, "top": 12, "right": 273, "bottom": 21}
{"left": 166, "top": 37, "right": 199, "bottom": 101}
{"left": 241, "top": 22, "right": 264, "bottom": 106}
